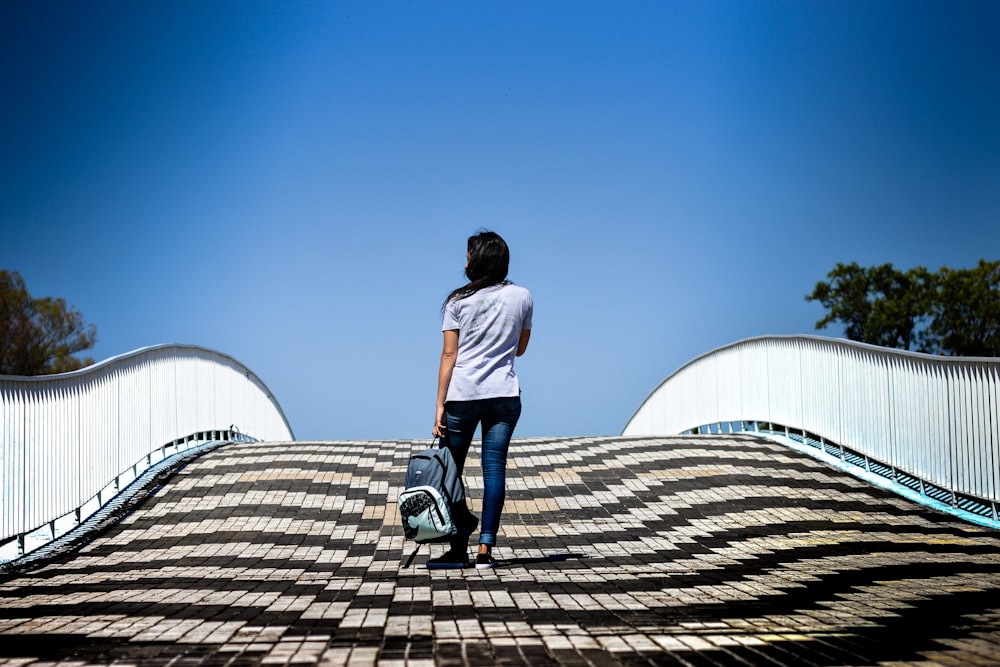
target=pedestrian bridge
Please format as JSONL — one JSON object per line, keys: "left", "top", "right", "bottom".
{"left": 2, "top": 336, "right": 1000, "bottom": 665}
{"left": 3, "top": 435, "right": 1000, "bottom": 665}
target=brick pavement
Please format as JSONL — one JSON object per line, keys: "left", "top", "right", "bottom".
{"left": 3, "top": 435, "right": 1000, "bottom": 666}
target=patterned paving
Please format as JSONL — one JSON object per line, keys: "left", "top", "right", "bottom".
{"left": 3, "top": 435, "right": 1000, "bottom": 666}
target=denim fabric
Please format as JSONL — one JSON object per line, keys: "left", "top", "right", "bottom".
{"left": 443, "top": 396, "right": 521, "bottom": 547}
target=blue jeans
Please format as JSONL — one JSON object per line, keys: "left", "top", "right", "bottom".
{"left": 442, "top": 396, "right": 521, "bottom": 547}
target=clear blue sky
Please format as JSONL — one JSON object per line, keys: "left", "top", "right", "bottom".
{"left": 2, "top": 1, "right": 998, "bottom": 441}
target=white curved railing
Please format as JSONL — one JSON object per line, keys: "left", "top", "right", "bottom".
{"left": 623, "top": 335, "right": 1000, "bottom": 524}
{"left": 1, "top": 345, "right": 294, "bottom": 558}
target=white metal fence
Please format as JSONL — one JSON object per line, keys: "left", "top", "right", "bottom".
{"left": 623, "top": 335, "right": 1000, "bottom": 522}
{"left": 1, "top": 345, "right": 294, "bottom": 556}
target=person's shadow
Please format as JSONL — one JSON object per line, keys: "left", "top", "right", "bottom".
{"left": 406, "top": 550, "right": 589, "bottom": 569}
{"left": 499, "top": 553, "right": 589, "bottom": 567}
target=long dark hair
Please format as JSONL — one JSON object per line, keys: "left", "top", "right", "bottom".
{"left": 444, "top": 231, "right": 511, "bottom": 305}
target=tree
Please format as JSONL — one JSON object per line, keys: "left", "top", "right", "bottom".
{"left": 807, "top": 260, "right": 1000, "bottom": 357}
{"left": 930, "top": 260, "right": 1000, "bottom": 357}
{"left": 0, "top": 270, "right": 97, "bottom": 375}
{"left": 805, "top": 262, "right": 936, "bottom": 352}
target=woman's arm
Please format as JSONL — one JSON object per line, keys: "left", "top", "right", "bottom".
{"left": 516, "top": 328, "right": 531, "bottom": 357}
{"left": 433, "top": 329, "right": 459, "bottom": 437}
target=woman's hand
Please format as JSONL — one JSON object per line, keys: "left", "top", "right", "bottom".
{"left": 432, "top": 404, "right": 446, "bottom": 438}
{"left": 434, "top": 330, "right": 458, "bottom": 438}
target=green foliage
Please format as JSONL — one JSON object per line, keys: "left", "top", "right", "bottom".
{"left": 806, "top": 262, "right": 935, "bottom": 351}
{"left": 931, "top": 260, "right": 1000, "bottom": 357}
{"left": 0, "top": 270, "right": 97, "bottom": 375}
{"left": 806, "top": 260, "right": 1000, "bottom": 357}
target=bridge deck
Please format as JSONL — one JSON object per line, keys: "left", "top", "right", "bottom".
{"left": 3, "top": 435, "right": 1000, "bottom": 666}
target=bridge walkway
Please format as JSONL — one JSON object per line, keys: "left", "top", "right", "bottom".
{"left": 2, "top": 435, "right": 1000, "bottom": 666}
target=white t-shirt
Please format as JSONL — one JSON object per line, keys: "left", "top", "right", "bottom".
{"left": 442, "top": 283, "right": 533, "bottom": 402}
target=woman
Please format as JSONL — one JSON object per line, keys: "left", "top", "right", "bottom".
{"left": 429, "top": 231, "right": 533, "bottom": 569}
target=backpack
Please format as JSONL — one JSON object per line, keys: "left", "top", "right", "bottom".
{"left": 398, "top": 443, "right": 466, "bottom": 544}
